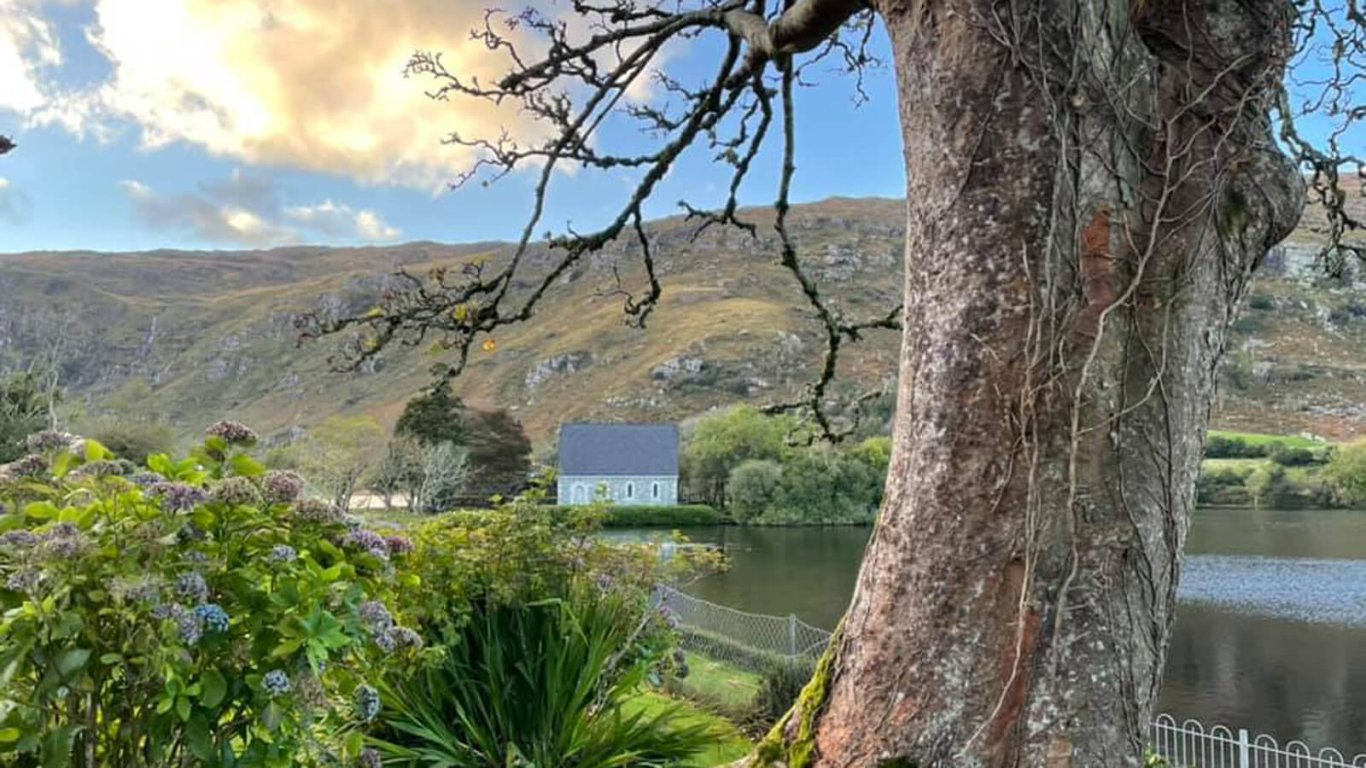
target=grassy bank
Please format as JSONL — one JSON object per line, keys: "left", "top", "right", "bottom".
{"left": 624, "top": 690, "right": 753, "bottom": 766}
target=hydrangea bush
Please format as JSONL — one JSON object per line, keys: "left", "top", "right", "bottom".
{"left": 0, "top": 424, "right": 420, "bottom": 767}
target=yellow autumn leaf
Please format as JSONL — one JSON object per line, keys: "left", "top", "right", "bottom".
{"left": 453, "top": 304, "right": 470, "bottom": 322}
{"left": 481, "top": 338, "right": 497, "bottom": 353}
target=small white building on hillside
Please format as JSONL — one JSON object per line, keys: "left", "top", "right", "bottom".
{"left": 557, "top": 423, "right": 679, "bottom": 506}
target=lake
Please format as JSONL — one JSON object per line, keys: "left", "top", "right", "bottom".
{"left": 622, "top": 507, "right": 1366, "bottom": 756}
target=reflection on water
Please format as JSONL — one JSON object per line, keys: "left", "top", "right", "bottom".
{"left": 623, "top": 508, "right": 1366, "bottom": 756}
{"left": 1179, "top": 556, "right": 1366, "bottom": 626}
{"left": 1161, "top": 607, "right": 1366, "bottom": 757}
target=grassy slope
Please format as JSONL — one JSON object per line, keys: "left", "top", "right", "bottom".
{"left": 623, "top": 691, "right": 753, "bottom": 767}
{"left": 1, "top": 197, "right": 1362, "bottom": 450}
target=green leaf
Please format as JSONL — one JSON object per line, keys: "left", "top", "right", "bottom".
{"left": 187, "top": 714, "right": 214, "bottom": 761}
{"left": 146, "top": 453, "right": 174, "bottom": 476}
{"left": 200, "top": 669, "right": 227, "bottom": 708}
{"left": 228, "top": 453, "right": 265, "bottom": 478}
{"left": 0, "top": 728, "right": 21, "bottom": 743}
{"left": 175, "top": 696, "right": 191, "bottom": 722}
{"left": 55, "top": 648, "right": 90, "bottom": 678}
{"left": 22, "top": 501, "right": 57, "bottom": 521}
{"left": 41, "top": 727, "right": 74, "bottom": 768}
{"left": 83, "top": 439, "right": 112, "bottom": 462}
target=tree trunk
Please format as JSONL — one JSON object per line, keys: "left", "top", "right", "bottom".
{"left": 757, "top": 0, "right": 1303, "bottom": 765}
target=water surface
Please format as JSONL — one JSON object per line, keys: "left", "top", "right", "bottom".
{"left": 626, "top": 508, "right": 1366, "bottom": 756}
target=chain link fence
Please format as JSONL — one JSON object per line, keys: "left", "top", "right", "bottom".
{"left": 654, "top": 584, "right": 830, "bottom": 673}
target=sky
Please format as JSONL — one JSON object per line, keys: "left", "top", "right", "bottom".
{"left": 0, "top": 0, "right": 904, "bottom": 253}
{"left": 0, "top": 0, "right": 1355, "bottom": 253}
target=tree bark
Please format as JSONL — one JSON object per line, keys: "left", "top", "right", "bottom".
{"left": 756, "top": 0, "right": 1304, "bottom": 765}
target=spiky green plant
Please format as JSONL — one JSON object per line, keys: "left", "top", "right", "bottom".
{"left": 370, "top": 589, "right": 717, "bottom": 767}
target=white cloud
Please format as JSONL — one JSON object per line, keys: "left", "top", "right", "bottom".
{"left": 120, "top": 172, "right": 402, "bottom": 246}
{"left": 120, "top": 177, "right": 298, "bottom": 247}
{"left": 285, "top": 200, "right": 401, "bottom": 242}
{"left": 57, "top": 0, "right": 552, "bottom": 188}
{"left": 0, "top": 0, "right": 62, "bottom": 114}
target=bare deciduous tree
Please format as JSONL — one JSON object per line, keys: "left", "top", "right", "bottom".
{"left": 301, "top": 0, "right": 1363, "bottom": 764}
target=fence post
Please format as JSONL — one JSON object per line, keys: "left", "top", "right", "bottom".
{"left": 1238, "top": 728, "right": 1250, "bottom": 768}
{"left": 787, "top": 614, "right": 797, "bottom": 657}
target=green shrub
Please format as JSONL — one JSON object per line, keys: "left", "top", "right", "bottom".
{"left": 400, "top": 502, "right": 724, "bottom": 643}
{"left": 1195, "top": 466, "right": 1252, "bottom": 505}
{"left": 0, "top": 423, "right": 416, "bottom": 767}
{"left": 536, "top": 503, "right": 728, "bottom": 527}
{"left": 728, "top": 460, "right": 784, "bottom": 523}
{"left": 1268, "top": 444, "right": 1324, "bottom": 467}
{"left": 758, "top": 447, "right": 884, "bottom": 525}
{"left": 0, "top": 373, "right": 56, "bottom": 463}
{"left": 370, "top": 589, "right": 719, "bottom": 767}
{"left": 751, "top": 659, "right": 814, "bottom": 730}
{"left": 1204, "top": 434, "right": 1266, "bottom": 459}
{"left": 1325, "top": 440, "right": 1366, "bottom": 507}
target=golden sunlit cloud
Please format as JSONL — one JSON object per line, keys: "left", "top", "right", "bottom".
{"left": 47, "top": 0, "right": 550, "bottom": 189}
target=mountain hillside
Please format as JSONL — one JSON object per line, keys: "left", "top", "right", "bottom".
{"left": 1, "top": 197, "right": 1363, "bottom": 448}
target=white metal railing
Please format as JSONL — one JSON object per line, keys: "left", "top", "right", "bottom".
{"left": 1147, "top": 715, "right": 1366, "bottom": 767}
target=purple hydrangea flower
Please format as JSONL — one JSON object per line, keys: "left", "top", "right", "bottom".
{"left": 152, "top": 602, "right": 187, "bottom": 621}
{"left": 127, "top": 582, "right": 161, "bottom": 604}
{"left": 358, "top": 747, "right": 382, "bottom": 768}
{"left": 268, "top": 544, "right": 297, "bottom": 563}
{"left": 205, "top": 421, "right": 258, "bottom": 445}
{"left": 45, "top": 523, "right": 79, "bottom": 539}
{"left": 263, "top": 670, "right": 291, "bottom": 698}
{"left": 373, "top": 630, "right": 396, "bottom": 653}
{"left": 45, "top": 537, "right": 85, "bottom": 558}
{"left": 262, "top": 470, "right": 304, "bottom": 504}
{"left": 149, "top": 482, "right": 208, "bottom": 513}
{"left": 342, "top": 529, "right": 390, "bottom": 560}
{"left": 354, "top": 684, "right": 380, "bottom": 723}
{"left": 393, "top": 626, "right": 424, "bottom": 650}
{"left": 128, "top": 472, "right": 165, "bottom": 488}
{"left": 71, "top": 460, "right": 123, "bottom": 479}
{"left": 291, "top": 499, "right": 343, "bottom": 524}
{"left": 5, "top": 569, "right": 41, "bottom": 595}
{"left": 40, "top": 524, "right": 86, "bottom": 559}
{"left": 178, "top": 611, "right": 203, "bottom": 645}
{"left": 8, "top": 454, "right": 49, "bottom": 478}
{"left": 383, "top": 535, "right": 413, "bottom": 556}
{"left": 25, "top": 430, "right": 73, "bottom": 453}
{"left": 193, "top": 603, "right": 230, "bottom": 633}
{"left": 358, "top": 601, "right": 394, "bottom": 634}
{"left": 0, "top": 530, "right": 39, "bottom": 549}
{"left": 176, "top": 572, "right": 209, "bottom": 602}
{"left": 210, "top": 476, "right": 261, "bottom": 506}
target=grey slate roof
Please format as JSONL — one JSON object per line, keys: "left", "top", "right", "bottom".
{"left": 559, "top": 423, "right": 679, "bottom": 476}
